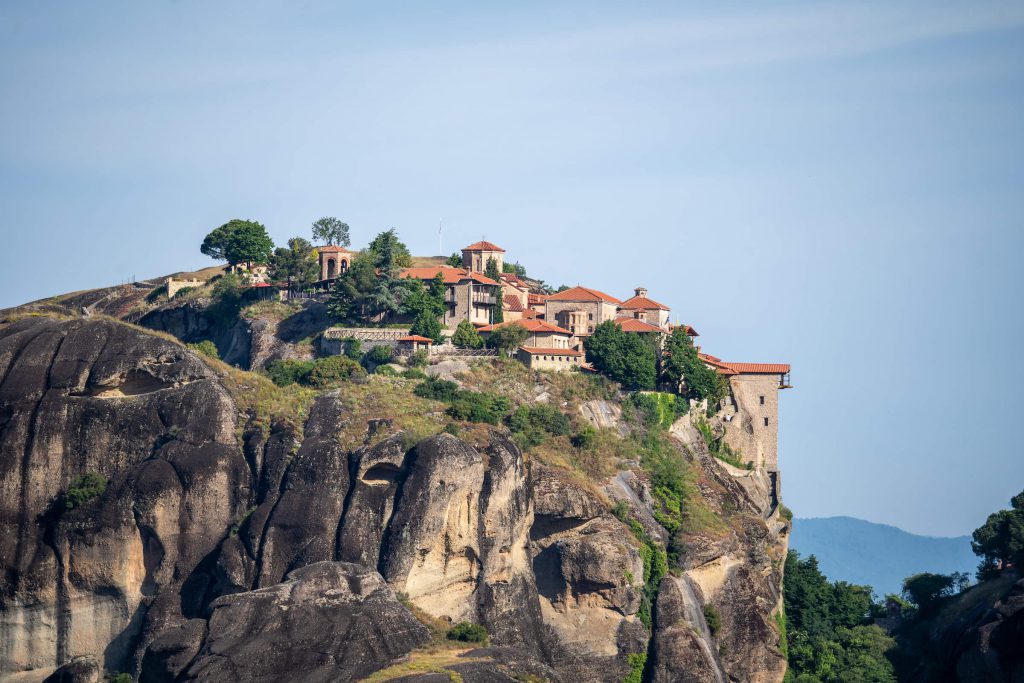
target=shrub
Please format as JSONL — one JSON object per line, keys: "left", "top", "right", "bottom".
{"left": 452, "top": 319, "right": 483, "bottom": 349}
{"left": 408, "top": 349, "right": 429, "bottom": 368}
{"left": 572, "top": 425, "right": 597, "bottom": 450}
{"left": 704, "top": 603, "right": 721, "bottom": 635}
{"left": 402, "top": 368, "right": 428, "bottom": 380}
{"left": 307, "top": 355, "right": 366, "bottom": 387}
{"left": 361, "top": 345, "right": 393, "bottom": 372}
{"left": 443, "top": 423, "right": 460, "bottom": 435}
{"left": 374, "top": 364, "right": 398, "bottom": 376}
{"left": 446, "top": 391, "right": 510, "bottom": 424}
{"left": 446, "top": 621, "right": 488, "bottom": 644}
{"left": 64, "top": 473, "right": 107, "bottom": 510}
{"left": 265, "top": 359, "right": 315, "bottom": 387}
{"left": 342, "top": 338, "right": 362, "bottom": 360}
{"left": 109, "top": 674, "right": 132, "bottom": 683}
{"left": 187, "top": 340, "right": 219, "bottom": 360}
{"left": 623, "top": 652, "right": 646, "bottom": 683}
{"left": 414, "top": 376, "right": 460, "bottom": 402}
{"left": 145, "top": 284, "right": 168, "bottom": 302}
{"left": 507, "top": 404, "right": 572, "bottom": 450}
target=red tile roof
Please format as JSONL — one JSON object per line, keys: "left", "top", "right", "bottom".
{"left": 397, "top": 335, "right": 434, "bottom": 344}
{"left": 400, "top": 266, "right": 499, "bottom": 286}
{"left": 528, "top": 293, "right": 549, "bottom": 305}
{"left": 519, "top": 346, "right": 583, "bottom": 356}
{"left": 520, "top": 308, "right": 540, "bottom": 319}
{"left": 613, "top": 317, "right": 664, "bottom": 333}
{"left": 478, "top": 319, "right": 572, "bottom": 335}
{"left": 462, "top": 240, "right": 505, "bottom": 253}
{"left": 545, "top": 286, "right": 621, "bottom": 304}
{"left": 317, "top": 245, "right": 353, "bottom": 253}
{"left": 619, "top": 295, "right": 670, "bottom": 311}
{"left": 503, "top": 295, "right": 524, "bottom": 312}
{"left": 500, "top": 273, "right": 529, "bottom": 288}
{"left": 673, "top": 324, "right": 699, "bottom": 337}
{"left": 698, "top": 353, "right": 789, "bottom": 376}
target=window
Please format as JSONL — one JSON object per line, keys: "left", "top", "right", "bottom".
{"left": 588, "top": 326, "right": 594, "bottom": 333}
{"left": 588, "top": 313, "right": 593, "bottom": 320}
{"left": 763, "top": 417, "right": 769, "bottom": 427}
{"left": 759, "top": 395, "right": 765, "bottom": 405}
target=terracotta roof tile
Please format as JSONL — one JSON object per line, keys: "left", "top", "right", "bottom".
{"left": 503, "top": 295, "right": 524, "bottom": 312}
{"left": 619, "top": 295, "right": 670, "bottom": 311}
{"left": 317, "top": 245, "right": 353, "bottom": 253}
{"left": 400, "top": 266, "right": 499, "bottom": 286}
{"left": 462, "top": 240, "right": 505, "bottom": 252}
{"left": 724, "top": 362, "right": 791, "bottom": 374}
{"left": 545, "top": 286, "right": 621, "bottom": 304}
{"left": 613, "top": 317, "right": 664, "bottom": 333}
{"left": 478, "top": 319, "right": 572, "bottom": 335}
{"left": 398, "top": 335, "right": 434, "bottom": 343}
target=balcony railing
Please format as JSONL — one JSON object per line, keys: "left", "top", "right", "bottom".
{"left": 471, "top": 292, "right": 497, "bottom": 305}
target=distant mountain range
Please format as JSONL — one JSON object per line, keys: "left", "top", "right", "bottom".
{"left": 790, "top": 516, "right": 978, "bottom": 597}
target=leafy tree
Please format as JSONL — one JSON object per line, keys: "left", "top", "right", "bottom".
{"left": 206, "top": 272, "right": 249, "bottom": 327}
{"left": 971, "top": 488, "right": 1024, "bottom": 578}
{"left": 486, "top": 322, "right": 528, "bottom": 356}
{"left": 265, "top": 359, "right": 315, "bottom": 386}
{"left": 447, "top": 622, "right": 488, "bottom": 644}
{"left": 270, "top": 237, "right": 319, "bottom": 289}
{"left": 311, "top": 216, "right": 350, "bottom": 246}
{"left": 491, "top": 291, "right": 504, "bottom": 324}
{"left": 64, "top": 473, "right": 107, "bottom": 510}
{"left": 361, "top": 345, "right": 393, "bottom": 373}
{"left": 307, "top": 355, "right": 365, "bottom": 387}
{"left": 447, "top": 253, "right": 463, "bottom": 267}
{"left": 187, "top": 340, "right": 219, "bottom": 360}
{"left": 484, "top": 256, "right": 500, "bottom": 281}
{"left": 368, "top": 228, "right": 412, "bottom": 270}
{"left": 408, "top": 349, "right": 428, "bottom": 368}
{"left": 901, "top": 572, "right": 963, "bottom": 617}
{"left": 201, "top": 220, "right": 274, "bottom": 266}
{"left": 409, "top": 309, "right": 443, "bottom": 344}
{"left": 502, "top": 261, "right": 527, "bottom": 277}
{"left": 452, "top": 319, "right": 483, "bottom": 348}
{"left": 584, "top": 321, "right": 657, "bottom": 390}
{"left": 662, "top": 327, "right": 727, "bottom": 406}
{"left": 327, "top": 254, "right": 378, "bottom": 322}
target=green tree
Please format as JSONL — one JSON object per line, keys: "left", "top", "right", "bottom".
{"left": 270, "top": 237, "right": 319, "bottom": 289}
{"left": 452, "top": 319, "right": 483, "bottom": 349}
{"left": 971, "top": 489, "right": 1024, "bottom": 578}
{"left": 502, "top": 261, "right": 527, "bottom": 277}
{"left": 447, "top": 253, "right": 463, "bottom": 267}
{"left": 409, "top": 309, "right": 444, "bottom": 344}
{"left": 491, "top": 289, "right": 504, "bottom": 324}
{"left": 327, "top": 254, "right": 378, "bottom": 322}
{"left": 662, "top": 327, "right": 727, "bottom": 406}
{"left": 486, "top": 322, "right": 528, "bottom": 356}
{"left": 311, "top": 216, "right": 350, "bottom": 246}
{"left": 584, "top": 320, "right": 657, "bottom": 390}
{"left": 484, "top": 256, "right": 500, "bottom": 281}
{"left": 901, "top": 572, "right": 960, "bottom": 617}
{"left": 227, "top": 221, "right": 274, "bottom": 266}
{"left": 368, "top": 228, "right": 412, "bottom": 270}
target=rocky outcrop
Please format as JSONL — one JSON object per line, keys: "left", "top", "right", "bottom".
{"left": 1, "top": 314, "right": 789, "bottom": 682}
{"left": 156, "top": 562, "right": 431, "bottom": 682}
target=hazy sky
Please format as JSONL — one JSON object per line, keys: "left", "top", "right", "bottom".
{"left": 2, "top": 1, "right": 1022, "bottom": 536}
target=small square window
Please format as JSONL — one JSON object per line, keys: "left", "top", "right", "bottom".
{"left": 759, "top": 396, "right": 765, "bottom": 405}
{"left": 763, "top": 417, "right": 769, "bottom": 427}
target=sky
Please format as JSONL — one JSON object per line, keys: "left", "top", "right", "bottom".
{"left": 1, "top": 1, "right": 1022, "bottom": 536}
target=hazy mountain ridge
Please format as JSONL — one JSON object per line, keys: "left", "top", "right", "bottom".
{"left": 791, "top": 516, "right": 976, "bottom": 597}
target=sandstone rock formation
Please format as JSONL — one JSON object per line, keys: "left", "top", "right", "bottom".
{"left": 0, "top": 314, "right": 789, "bottom": 682}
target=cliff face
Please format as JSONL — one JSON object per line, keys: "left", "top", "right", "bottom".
{"left": 0, "top": 316, "right": 788, "bottom": 682}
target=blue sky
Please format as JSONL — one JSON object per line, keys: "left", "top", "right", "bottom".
{"left": 1, "top": 1, "right": 1022, "bottom": 536}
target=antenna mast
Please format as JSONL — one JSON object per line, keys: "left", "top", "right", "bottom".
{"left": 439, "top": 218, "right": 443, "bottom": 256}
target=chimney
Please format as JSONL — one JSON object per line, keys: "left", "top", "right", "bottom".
{"left": 635, "top": 287, "right": 648, "bottom": 298}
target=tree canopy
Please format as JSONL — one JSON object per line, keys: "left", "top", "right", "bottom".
{"left": 404, "top": 274, "right": 446, "bottom": 343}
{"left": 452, "top": 319, "right": 483, "bottom": 349}
{"left": 662, "top": 327, "right": 727, "bottom": 407}
{"left": 311, "top": 216, "right": 350, "bottom": 247}
{"left": 201, "top": 219, "right": 274, "bottom": 266}
{"left": 447, "top": 253, "right": 463, "bottom": 267}
{"left": 486, "top": 323, "right": 528, "bottom": 356}
{"left": 784, "top": 551, "right": 896, "bottom": 682}
{"left": 584, "top": 320, "right": 657, "bottom": 390}
{"left": 270, "top": 237, "right": 319, "bottom": 289}
{"left": 971, "top": 488, "right": 1024, "bottom": 578}
{"left": 327, "top": 229, "right": 415, "bottom": 324}
{"left": 484, "top": 256, "right": 500, "bottom": 281}
{"left": 368, "top": 229, "right": 412, "bottom": 271}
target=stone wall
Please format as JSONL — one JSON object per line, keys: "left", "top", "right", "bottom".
{"left": 165, "top": 278, "right": 203, "bottom": 298}
{"left": 720, "top": 375, "right": 781, "bottom": 470}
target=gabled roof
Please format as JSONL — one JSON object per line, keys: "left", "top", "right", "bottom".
{"left": 399, "top": 266, "right": 499, "bottom": 286}
{"left": 478, "top": 319, "right": 572, "bottom": 335}
{"left": 613, "top": 317, "right": 664, "bottom": 333}
{"left": 398, "top": 335, "right": 434, "bottom": 344}
{"left": 503, "top": 295, "right": 524, "bottom": 312}
{"left": 670, "top": 323, "right": 699, "bottom": 337}
{"left": 317, "top": 245, "right": 353, "bottom": 254}
{"left": 528, "top": 293, "right": 549, "bottom": 305}
{"left": 619, "top": 295, "right": 670, "bottom": 311}
{"left": 519, "top": 346, "right": 583, "bottom": 356}
{"left": 546, "top": 286, "right": 621, "bottom": 304}
{"left": 698, "top": 353, "right": 789, "bottom": 376}
{"left": 463, "top": 240, "right": 505, "bottom": 253}
{"left": 520, "top": 308, "right": 540, "bottom": 319}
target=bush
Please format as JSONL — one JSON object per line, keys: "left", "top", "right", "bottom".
{"left": 307, "top": 355, "right": 366, "bottom": 387}
{"left": 265, "top": 359, "right": 315, "bottom": 387}
{"left": 507, "top": 404, "right": 572, "bottom": 450}
{"left": 408, "top": 349, "right": 429, "bottom": 368}
{"left": 446, "top": 391, "right": 510, "bottom": 424}
{"left": 414, "top": 376, "right": 460, "bottom": 401}
{"left": 452, "top": 319, "right": 483, "bottom": 349}
{"left": 402, "top": 368, "right": 428, "bottom": 380}
{"left": 187, "top": 340, "right": 220, "bottom": 360}
{"left": 342, "top": 338, "right": 362, "bottom": 360}
{"left": 704, "top": 603, "right": 721, "bottom": 635}
{"left": 374, "top": 364, "right": 398, "bottom": 376}
{"left": 446, "top": 621, "right": 488, "bottom": 644}
{"left": 443, "top": 423, "right": 460, "bottom": 435}
{"left": 361, "top": 345, "right": 393, "bottom": 373}
{"left": 109, "top": 674, "right": 132, "bottom": 683}
{"left": 64, "top": 473, "right": 107, "bottom": 510}
{"left": 572, "top": 425, "right": 597, "bottom": 450}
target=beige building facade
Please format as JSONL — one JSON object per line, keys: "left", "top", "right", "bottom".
{"left": 318, "top": 246, "right": 354, "bottom": 281}
{"left": 461, "top": 241, "right": 505, "bottom": 274}
{"left": 478, "top": 320, "right": 573, "bottom": 348}
{"left": 516, "top": 347, "right": 583, "bottom": 371}
{"left": 544, "top": 286, "right": 621, "bottom": 339}
{"left": 400, "top": 266, "right": 500, "bottom": 330}
{"left": 618, "top": 287, "right": 671, "bottom": 329}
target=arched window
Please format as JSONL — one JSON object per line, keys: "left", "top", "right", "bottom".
{"left": 326, "top": 258, "right": 337, "bottom": 279}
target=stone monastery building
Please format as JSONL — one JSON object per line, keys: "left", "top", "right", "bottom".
{"left": 318, "top": 238, "right": 791, "bottom": 470}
